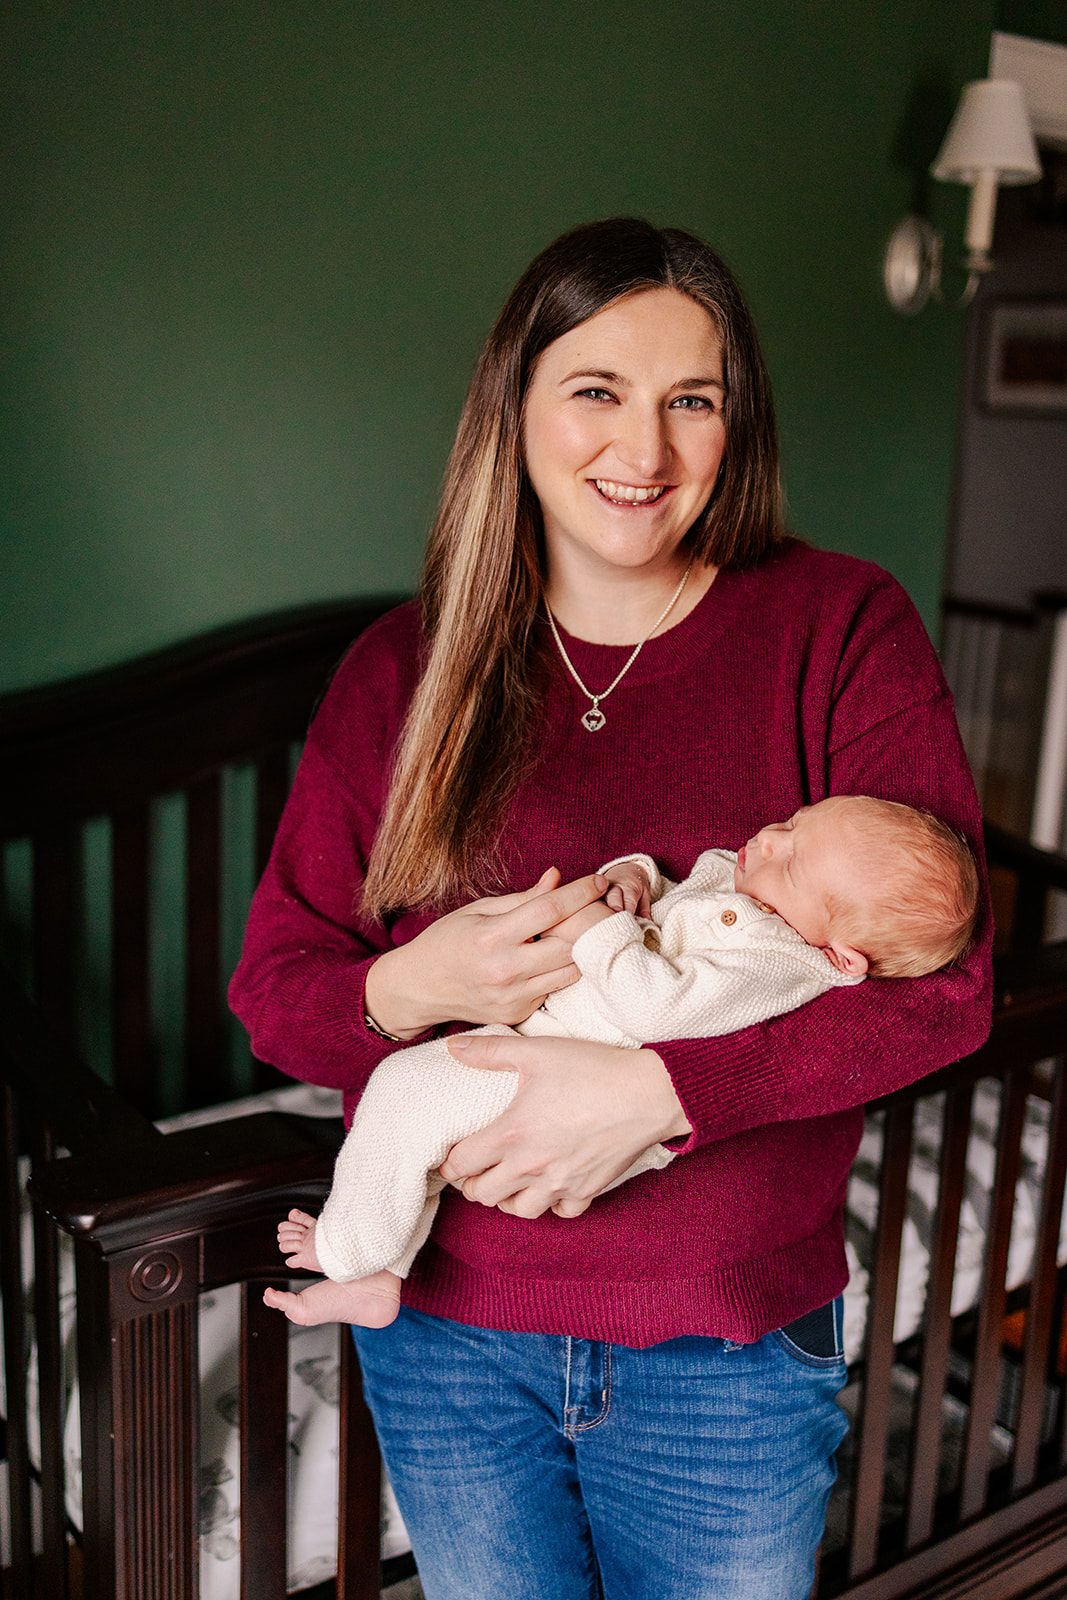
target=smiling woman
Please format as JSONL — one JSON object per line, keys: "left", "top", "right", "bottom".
{"left": 230, "top": 217, "right": 992, "bottom": 1598}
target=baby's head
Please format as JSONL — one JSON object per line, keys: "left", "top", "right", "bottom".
{"left": 733, "top": 795, "right": 979, "bottom": 978}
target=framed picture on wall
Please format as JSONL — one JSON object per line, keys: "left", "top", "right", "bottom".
{"left": 981, "top": 299, "right": 1067, "bottom": 416}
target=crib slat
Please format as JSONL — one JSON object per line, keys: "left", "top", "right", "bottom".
{"left": 337, "top": 1330, "right": 384, "bottom": 1599}
{"left": 849, "top": 1100, "right": 914, "bottom": 1579}
{"left": 186, "top": 773, "right": 223, "bottom": 1107}
{"left": 32, "top": 825, "right": 80, "bottom": 1037}
{"left": 32, "top": 1126, "right": 70, "bottom": 1600}
{"left": 240, "top": 1281, "right": 290, "bottom": 1599}
{"left": 112, "top": 807, "right": 151, "bottom": 1111}
{"left": 1013, "top": 1058, "right": 1067, "bottom": 1491}
{"left": 0, "top": 1084, "right": 33, "bottom": 1599}
{"left": 959, "top": 1070, "right": 1030, "bottom": 1520}
{"left": 906, "top": 1081, "right": 975, "bottom": 1547}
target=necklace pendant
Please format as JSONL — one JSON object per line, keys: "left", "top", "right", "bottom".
{"left": 544, "top": 556, "right": 693, "bottom": 740}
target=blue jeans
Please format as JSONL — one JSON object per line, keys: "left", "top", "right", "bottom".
{"left": 352, "top": 1303, "right": 848, "bottom": 1599}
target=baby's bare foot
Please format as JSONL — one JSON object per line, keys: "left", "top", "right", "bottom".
{"left": 263, "top": 1270, "right": 402, "bottom": 1328}
{"left": 277, "top": 1208, "right": 322, "bottom": 1273}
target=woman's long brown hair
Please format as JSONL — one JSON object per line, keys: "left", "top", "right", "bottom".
{"left": 362, "top": 218, "right": 785, "bottom": 917}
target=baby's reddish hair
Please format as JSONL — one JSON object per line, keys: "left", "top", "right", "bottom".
{"left": 825, "top": 798, "right": 979, "bottom": 978}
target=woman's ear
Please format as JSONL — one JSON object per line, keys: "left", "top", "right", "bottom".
{"left": 823, "top": 941, "right": 868, "bottom": 977}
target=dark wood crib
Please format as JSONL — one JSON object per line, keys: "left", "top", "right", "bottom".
{"left": 3, "top": 601, "right": 1067, "bottom": 1600}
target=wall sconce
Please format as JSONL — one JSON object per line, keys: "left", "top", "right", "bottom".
{"left": 884, "top": 78, "right": 1041, "bottom": 314}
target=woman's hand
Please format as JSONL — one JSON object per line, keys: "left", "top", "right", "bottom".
{"left": 438, "top": 1034, "right": 692, "bottom": 1218}
{"left": 363, "top": 869, "right": 610, "bottom": 1039}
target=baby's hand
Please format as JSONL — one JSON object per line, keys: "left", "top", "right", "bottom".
{"left": 602, "top": 860, "right": 652, "bottom": 918}
{"left": 545, "top": 859, "right": 651, "bottom": 949}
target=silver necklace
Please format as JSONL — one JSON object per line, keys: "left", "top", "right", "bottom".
{"left": 544, "top": 558, "right": 695, "bottom": 732}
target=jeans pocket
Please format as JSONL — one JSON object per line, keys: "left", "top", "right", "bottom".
{"left": 771, "top": 1296, "right": 846, "bottom": 1369}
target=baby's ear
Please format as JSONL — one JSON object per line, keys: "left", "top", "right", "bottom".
{"left": 823, "top": 941, "right": 868, "bottom": 977}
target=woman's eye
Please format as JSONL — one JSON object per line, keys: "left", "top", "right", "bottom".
{"left": 669, "top": 394, "right": 717, "bottom": 412}
{"left": 574, "top": 387, "right": 615, "bottom": 402}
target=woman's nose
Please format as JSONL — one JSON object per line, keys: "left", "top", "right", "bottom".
{"left": 614, "top": 406, "right": 671, "bottom": 478}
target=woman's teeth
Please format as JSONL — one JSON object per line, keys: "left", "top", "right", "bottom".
{"left": 594, "top": 480, "right": 666, "bottom": 505}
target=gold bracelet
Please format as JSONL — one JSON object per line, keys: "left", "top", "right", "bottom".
{"left": 363, "top": 1007, "right": 401, "bottom": 1043}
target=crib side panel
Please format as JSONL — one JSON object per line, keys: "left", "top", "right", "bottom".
{"left": 823, "top": 985, "right": 1067, "bottom": 1598}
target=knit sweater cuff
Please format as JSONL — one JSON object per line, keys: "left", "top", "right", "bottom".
{"left": 654, "top": 1025, "right": 791, "bottom": 1151}
{"left": 570, "top": 909, "right": 646, "bottom": 973}
{"left": 598, "top": 853, "right": 664, "bottom": 901}
{"left": 239, "top": 951, "right": 437, "bottom": 1098}
{"left": 314, "top": 1220, "right": 359, "bottom": 1284}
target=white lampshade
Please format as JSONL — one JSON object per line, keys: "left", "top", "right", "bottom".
{"left": 931, "top": 79, "right": 1041, "bottom": 185}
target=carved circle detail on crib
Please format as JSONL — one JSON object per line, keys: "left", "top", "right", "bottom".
{"left": 129, "top": 1249, "right": 184, "bottom": 1302}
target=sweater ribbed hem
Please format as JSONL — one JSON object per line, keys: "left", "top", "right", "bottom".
{"left": 402, "top": 1214, "right": 849, "bottom": 1348}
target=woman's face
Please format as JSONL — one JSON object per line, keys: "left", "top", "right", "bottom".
{"left": 522, "top": 288, "right": 727, "bottom": 585}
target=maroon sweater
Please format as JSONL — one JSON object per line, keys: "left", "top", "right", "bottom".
{"left": 229, "top": 540, "right": 992, "bottom": 1346}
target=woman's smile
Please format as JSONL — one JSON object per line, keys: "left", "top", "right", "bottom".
{"left": 592, "top": 479, "right": 671, "bottom": 506}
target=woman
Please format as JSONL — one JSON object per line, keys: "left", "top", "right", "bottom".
{"left": 230, "top": 218, "right": 991, "bottom": 1598}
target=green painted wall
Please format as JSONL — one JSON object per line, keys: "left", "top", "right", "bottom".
{"left": 3, "top": 0, "right": 996, "bottom": 692}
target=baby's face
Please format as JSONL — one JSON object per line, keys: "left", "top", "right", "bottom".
{"left": 734, "top": 797, "right": 864, "bottom": 950}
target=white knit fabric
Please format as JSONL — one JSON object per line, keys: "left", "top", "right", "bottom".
{"left": 314, "top": 849, "right": 860, "bottom": 1284}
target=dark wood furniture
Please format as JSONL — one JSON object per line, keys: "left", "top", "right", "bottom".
{"left": 1, "top": 600, "right": 399, "bottom": 1599}
{"left": 3, "top": 601, "right": 1067, "bottom": 1599}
